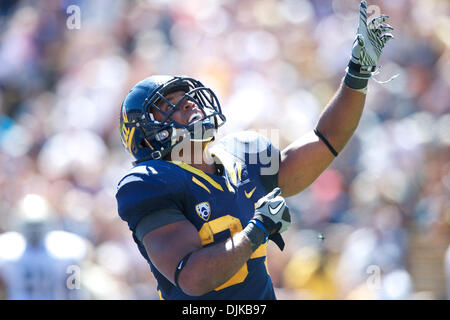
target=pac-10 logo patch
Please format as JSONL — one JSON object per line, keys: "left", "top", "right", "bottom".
{"left": 195, "top": 202, "right": 211, "bottom": 221}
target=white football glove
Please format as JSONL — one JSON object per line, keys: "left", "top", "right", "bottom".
{"left": 244, "top": 187, "right": 291, "bottom": 251}
{"left": 345, "top": 1, "right": 395, "bottom": 89}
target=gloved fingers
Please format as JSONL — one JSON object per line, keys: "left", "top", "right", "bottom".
{"left": 380, "top": 33, "right": 394, "bottom": 45}
{"left": 272, "top": 195, "right": 285, "bottom": 205}
{"left": 256, "top": 187, "right": 282, "bottom": 209}
{"left": 374, "top": 23, "right": 394, "bottom": 37}
{"left": 267, "top": 187, "right": 281, "bottom": 199}
{"left": 369, "top": 14, "right": 390, "bottom": 29}
{"left": 378, "top": 23, "right": 394, "bottom": 32}
{"left": 358, "top": 1, "right": 368, "bottom": 29}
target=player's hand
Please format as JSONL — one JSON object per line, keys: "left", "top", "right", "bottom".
{"left": 349, "top": 0, "right": 394, "bottom": 76}
{"left": 253, "top": 187, "right": 291, "bottom": 235}
{"left": 250, "top": 187, "right": 291, "bottom": 250}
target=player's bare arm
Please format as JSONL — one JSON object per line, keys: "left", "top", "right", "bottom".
{"left": 279, "top": 84, "right": 366, "bottom": 197}
{"left": 278, "top": 1, "right": 394, "bottom": 197}
{"left": 142, "top": 219, "right": 252, "bottom": 296}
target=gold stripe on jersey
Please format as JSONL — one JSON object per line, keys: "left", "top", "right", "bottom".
{"left": 170, "top": 161, "right": 224, "bottom": 192}
{"left": 192, "top": 176, "right": 211, "bottom": 194}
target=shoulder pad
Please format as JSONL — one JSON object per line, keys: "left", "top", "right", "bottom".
{"left": 213, "top": 131, "right": 279, "bottom": 167}
{"left": 212, "top": 131, "right": 280, "bottom": 192}
{"left": 115, "top": 160, "right": 186, "bottom": 230}
{"left": 117, "top": 160, "right": 182, "bottom": 191}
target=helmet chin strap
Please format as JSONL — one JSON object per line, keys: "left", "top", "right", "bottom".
{"left": 132, "top": 144, "right": 172, "bottom": 165}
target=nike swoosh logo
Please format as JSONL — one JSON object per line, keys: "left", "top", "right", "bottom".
{"left": 268, "top": 202, "right": 284, "bottom": 215}
{"left": 244, "top": 187, "right": 256, "bottom": 199}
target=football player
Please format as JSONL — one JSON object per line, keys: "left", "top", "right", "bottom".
{"left": 116, "top": 1, "right": 394, "bottom": 299}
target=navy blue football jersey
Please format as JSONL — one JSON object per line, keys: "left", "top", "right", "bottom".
{"left": 115, "top": 131, "right": 280, "bottom": 300}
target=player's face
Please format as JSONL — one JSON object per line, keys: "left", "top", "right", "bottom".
{"left": 153, "top": 90, "right": 204, "bottom": 125}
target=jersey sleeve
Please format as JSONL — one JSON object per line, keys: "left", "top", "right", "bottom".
{"left": 215, "top": 131, "right": 281, "bottom": 193}
{"left": 115, "top": 163, "right": 187, "bottom": 241}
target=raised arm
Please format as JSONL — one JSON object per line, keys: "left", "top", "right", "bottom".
{"left": 278, "top": 1, "right": 394, "bottom": 197}
{"left": 279, "top": 84, "right": 366, "bottom": 197}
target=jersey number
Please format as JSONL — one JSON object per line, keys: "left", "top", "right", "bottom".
{"left": 198, "top": 215, "right": 267, "bottom": 291}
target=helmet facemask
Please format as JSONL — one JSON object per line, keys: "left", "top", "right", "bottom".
{"left": 133, "top": 77, "right": 226, "bottom": 163}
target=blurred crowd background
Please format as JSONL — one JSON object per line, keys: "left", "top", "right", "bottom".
{"left": 0, "top": 0, "right": 449, "bottom": 299}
